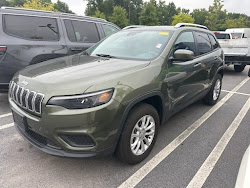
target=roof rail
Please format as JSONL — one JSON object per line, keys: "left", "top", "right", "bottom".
{"left": 175, "top": 23, "right": 208, "bottom": 30}
{"left": 123, "top": 25, "right": 146, "bottom": 30}
{"left": 1, "top": 7, "right": 108, "bottom": 22}
{"left": 1, "top": 6, "right": 55, "bottom": 14}
{"left": 60, "top": 12, "right": 107, "bottom": 22}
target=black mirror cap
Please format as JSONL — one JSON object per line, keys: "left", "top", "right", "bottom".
{"left": 248, "top": 68, "right": 250, "bottom": 77}
{"left": 174, "top": 49, "right": 195, "bottom": 61}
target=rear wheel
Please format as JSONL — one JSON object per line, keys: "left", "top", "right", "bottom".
{"left": 234, "top": 65, "right": 245, "bottom": 72}
{"left": 203, "top": 74, "right": 222, "bottom": 105}
{"left": 116, "top": 103, "right": 159, "bottom": 165}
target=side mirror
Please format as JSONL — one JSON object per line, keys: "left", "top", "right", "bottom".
{"left": 248, "top": 68, "right": 250, "bottom": 77}
{"left": 173, "top": 49, "right": 195, "bottom": 61}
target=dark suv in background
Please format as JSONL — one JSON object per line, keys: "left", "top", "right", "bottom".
{"left": 0, "top": 7, "right": 120, "bottom": 91}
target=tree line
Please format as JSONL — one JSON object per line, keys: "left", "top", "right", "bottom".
{"left": 86, "top": 0, "right": 250, "bottom": 30}
{"left": 0, "top": 0, "right": 74, "bottom": 13}
{"left": 1, "top": 0, "right": 250, "bottom": 30}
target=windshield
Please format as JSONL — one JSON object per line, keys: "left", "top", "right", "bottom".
{"left": 215, "top": 33, "right": 231, "bottom": 39}
{"left": 231, "top": 33, "right": 242, "bottom": 39}
{"left": 87, "top": 30, "right": 172, "bottom": 60}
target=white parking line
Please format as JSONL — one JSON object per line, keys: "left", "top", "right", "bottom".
{"left": 187, "top": 97, "right": 250, "bottom": 188}
{"left": 118, "top": 77, "right": 250, "bottom": 188}
{"left": 0, "top": 113, "right": 12, "bottom": 119}
{"left": 222, "top": 90, "right": 250, "bottom": 97}
{"left": 0, "top": 123, "right": 14, "bottom": 130}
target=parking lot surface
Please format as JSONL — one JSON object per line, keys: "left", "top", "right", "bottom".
{"left": 0, "top": 66, "right": 249, "bottom": 188}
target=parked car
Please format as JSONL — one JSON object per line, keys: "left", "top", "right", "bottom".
{"left": 0, "top": 7, "right": 120, "bottom": 92}
{"left": 235, "top": 145, "right": 250, "bottom": 188}
{"left": 9, "top": 23, "right": 224, "bottom": 164}
{"left": 225, "top": 28, "right": 250, "bottom": 39}
{"left": 215, "top": 28, "right": 250, "bottom": 72}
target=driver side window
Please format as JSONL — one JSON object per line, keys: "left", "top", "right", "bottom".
{"left": 172, "top": 32, "right": 196, "bottom": 56}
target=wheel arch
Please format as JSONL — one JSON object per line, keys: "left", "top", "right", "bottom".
{"left": 113, "top": 91, "right": 166, "bottom": 152}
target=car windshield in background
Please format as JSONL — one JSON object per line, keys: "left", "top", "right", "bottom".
{"left": 87, "top": 30, "right": 172, "bottom": 60}
{"left": 215, "top": 33, "right": 231, "bottom": 39}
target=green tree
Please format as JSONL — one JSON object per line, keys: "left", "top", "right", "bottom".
{"left": 172, "top": 13, "right": 194, "bottom": 25}
{"left": 191, "top": 9, "right": 209, "bottom": 26}
{"left": 0, "top": 0, "right": 10, "bottom": 7}
{"left": 165, "top": 2, "right": 178, "bottom": 25}
{"left": 54, "top": 0, "right": 74, "bottom": 13}
{"left": 139, "top": 0, "right": 159, "bottom": 26}
{"left": 109, "top": 6, "right": 128, "bottom": 28}
{"left": 9, "top": 0, "right": 26, "bottom": 7}
{"left": 205, "top": 0, "right": 227, "bottom": 30}
{"left": 223, "top": 16, "right": 247, "bottom": 28}
{"left": 92, "top": 7, "right": 106, "bottom": 19}
{"left": 20, "top": 0, "right": 54, "bottom": 11}
{"left": 126, "top": 0, "right": 143, "bottom": 25}
{"left": 157, "top": 0, "right": 168, "bottom": 25}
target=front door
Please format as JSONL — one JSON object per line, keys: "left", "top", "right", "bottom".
{"left": 164, "top": 31, "right": 207, "bottom": 112}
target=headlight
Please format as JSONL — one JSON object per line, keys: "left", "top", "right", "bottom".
{"left": 47, "top": 89, "right": 114, "bottom": 109}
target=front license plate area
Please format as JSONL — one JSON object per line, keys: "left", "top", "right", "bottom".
{"left": 12, "top": 109, "right": 28, "bottom": 132}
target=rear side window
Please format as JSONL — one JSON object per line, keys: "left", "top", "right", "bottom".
{"left": 4, "top": 15, "right": 59, "bottom": 41}
{"left": 102, "top": 24, "right": 119, "bottom": 37}
{"left": 209, "top": 35, "right": 219, "bottom": 50}
{"left": 64, "top": 20, "right": 99, "bottom": 43}
{"left": 195, "top": 32, "right": 212, "bottom": 55}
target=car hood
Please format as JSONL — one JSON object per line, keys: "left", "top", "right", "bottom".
{"left": 14, "top": 54, "right": 150, "bottom": 96}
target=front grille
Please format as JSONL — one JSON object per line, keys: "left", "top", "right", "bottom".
{"left": 27, "top": 128, "right": 47, "bottom": 145}
{"left": 9, "top": 81, "right": 44, "bottom": 115}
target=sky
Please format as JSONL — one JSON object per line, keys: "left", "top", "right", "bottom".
{"left": 51, "top": 0, "right": 250, "bottom": 16}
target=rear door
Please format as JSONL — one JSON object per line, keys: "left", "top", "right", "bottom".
{"left": 0, "top": 14, "right": 67, "bottom": 85}
{"left": 194, "top": 32, "right": 219, "bottom": 85}
{"left": 62, "top": 19, "right": 100, "bottom": 55}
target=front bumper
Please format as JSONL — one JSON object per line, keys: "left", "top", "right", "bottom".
{"left": 15, "top": 123, "right": 113, "bottom": 157}
{"left": 10, "top": 97, "right": 124, "bottom": 158}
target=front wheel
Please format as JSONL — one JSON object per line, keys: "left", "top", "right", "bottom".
{"left": 203, "top": 74, "right": 222, "bottom": 106}
{"left": 116, "top": 103, "right": 159, "bottom": 165}
{"left": 234, "top": 65, "right": 245, "bottom": 72}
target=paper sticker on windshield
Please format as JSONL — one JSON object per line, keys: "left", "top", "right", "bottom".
{"left": 159, "top": 32, "right": 169, "bottom": 35}
{"left": 156, "top": 43, "right": 162, "bottom": 48}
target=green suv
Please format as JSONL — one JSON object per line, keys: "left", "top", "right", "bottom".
{"left": 9, "top": 23, "right": 224, "bottom": 164}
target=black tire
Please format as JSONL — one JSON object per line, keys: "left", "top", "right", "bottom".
{"left": 203, "top": 74, "right": 222, "bottom": 106}
{"left": 116, "top": 103, "right": 159, "bottom": 165}
{"left": 234, "top": 65, "right": 245, "bottom": 72}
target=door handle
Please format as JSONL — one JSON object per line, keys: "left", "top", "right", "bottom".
{"left": 194, "top": 63, "right": 202, "bottom": 67}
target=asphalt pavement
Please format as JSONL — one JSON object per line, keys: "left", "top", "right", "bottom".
{"left": 0, "top": 65, "right": 249, "bottom": 188}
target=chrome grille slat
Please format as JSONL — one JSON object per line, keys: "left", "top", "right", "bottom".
{"left": 9, "top": 82, "right": 44, "bottom": 115}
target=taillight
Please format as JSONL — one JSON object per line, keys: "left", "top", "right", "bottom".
{"left": 0, "top": 46, "right": 7, "bottom": 55}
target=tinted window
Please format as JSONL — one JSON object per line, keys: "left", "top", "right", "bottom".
{"left": 209, "top": 35, "right": 219, "bottom": 50}
{"left": 4, "top": 15, "right": 59, "bottom": 41}
{"left": 215, "top": 33, "right": 230, "bottom": 39}
{"left": 173, "top": 32, "right": 196, "bottom": 55}
{"left": 195, "top": 32, "right": 212, "bottom": 55}
{"left": 64, "top": 20, "right": 99, "bottom": 43}
{"left": 102, "top": 24, "right": 119, "bottom": 37}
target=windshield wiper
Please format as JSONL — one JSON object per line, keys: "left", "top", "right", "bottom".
{"left": 96, "top": 54, "right": 117, "bottom": 58}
